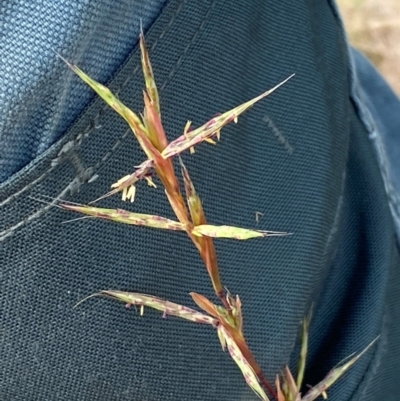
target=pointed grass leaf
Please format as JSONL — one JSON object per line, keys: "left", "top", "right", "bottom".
{"left": 179, "top": 157, "right": 205, "bottom": 226}
{"left": 60, "top": 203, "right": 187, "bottom": 231}
{"left": 62, "top": 57, "right": 169, "bottom": 165}
{"left": 282, "top": 366, "right": 300, "bottom": 401}
{"left": 190, "top": 292, "right": 237, "bottom": 329}
{"left": 142, "top": 90, "right": 169, "bottom": 151}
{"left": 189, "top": 292, "right": 220, "bottom": 319}
{"left": 192, "top": 224, "right": 288, "bottom": 240}
{"left": 161, "top": 74, "right": 295, "bottom": 159}
{"left": 139, "top": 32, "right": 160, "bottom": 116}
{"left": 178, "top": 158, "right": 223, "bottom": 293}
{"left": 296, "top": 312, "right": 311, "bottom": 390}
{"left": 79, "top": 290, "right": 218, "bottom": 325}
{"left": 63, "top": 60, "right": 146, "bottom": 134}
{"left": 275, "top": 376, "right": 286, "bottom": 401}
{"left": 301, "top": 337, "right": 379, "bottom": 401}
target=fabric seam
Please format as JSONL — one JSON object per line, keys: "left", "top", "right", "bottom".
{"left": 327, "top": 1, "right": 390, "bottom": 399}
{"left": 0, "top": 0, "right": 186, "bottom": 208}
{"left": 0, "top": 0, "right": 217, "bottom": 241}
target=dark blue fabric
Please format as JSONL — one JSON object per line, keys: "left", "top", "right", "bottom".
{"left": 0, "top": 0, "right": 167, "bottom": 183}
{"left": 1, "top": 1, "right": 400, "bottom": 401}
{"left": 349, "top": 48, "right": 400, "bottom": 239}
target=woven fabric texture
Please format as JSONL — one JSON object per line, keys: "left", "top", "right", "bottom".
{"left": 1, "top": 1, "right": 400, "bottom": 400}
{"left": 350, "top": 49, "right": 400, "bottom": 239}
{"left": 0, "top": 0, "right": 167, "bottom": 182}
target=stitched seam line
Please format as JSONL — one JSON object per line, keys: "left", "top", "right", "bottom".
{"left": 0, "top": 171, "right": 51, "bottom": 207}
{"left": 0, "top": 0, "right": 186, "bottom": 209}
{"left": 0, "top": 0, "right": 217, "bottom": 240}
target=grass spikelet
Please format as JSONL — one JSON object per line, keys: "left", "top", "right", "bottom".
{"left": 79, "top": 290, "right": 218, "bottom": 325}
{"left": 161, "top": 74, "right": 295, "bottom": 159}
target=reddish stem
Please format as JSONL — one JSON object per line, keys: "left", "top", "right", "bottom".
{"left": 258, "top": 373, "right": 277, "bottom": 400}
{"left": 216, "top": 290, "right": 232, "bottom": 315}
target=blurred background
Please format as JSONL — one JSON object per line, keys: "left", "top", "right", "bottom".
{"left": 337, "top": 0, "right": 400, "bottom": 95}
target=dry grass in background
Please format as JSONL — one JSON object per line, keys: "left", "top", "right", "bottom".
{"left": 337, "top": 0, "right": 400, "bottom": 96}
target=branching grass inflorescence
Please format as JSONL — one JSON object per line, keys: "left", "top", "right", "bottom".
{"left": 59, "top": 32, "right": 378, "bottom": 401}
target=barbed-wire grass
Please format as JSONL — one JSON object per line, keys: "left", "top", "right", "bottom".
{"left": 59, "top": 31, "right": 378, "bottom": 400}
